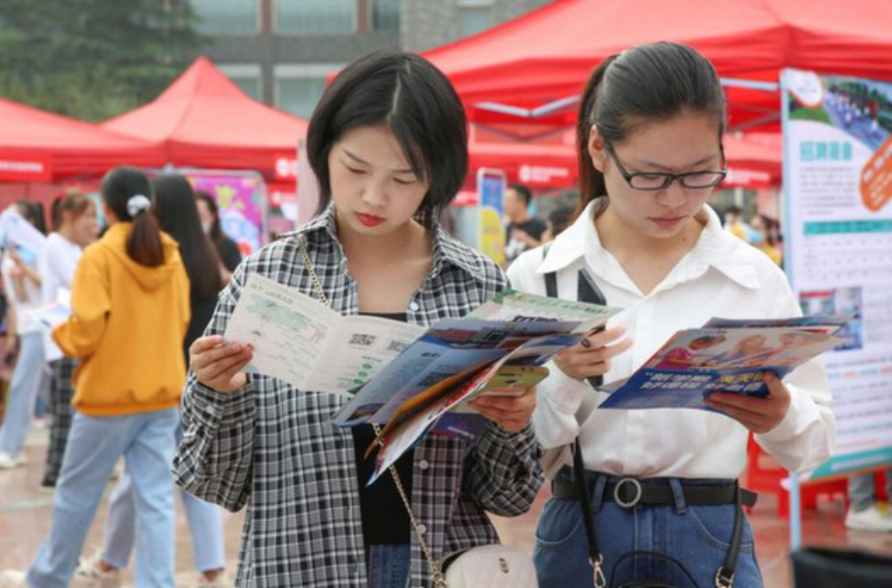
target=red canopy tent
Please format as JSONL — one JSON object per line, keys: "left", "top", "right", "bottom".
{"left": 467, "top": 129, "right": 781, "bottom": 193}
{"left": 0, "top": 98, "right": 165, "bottom": 183}
{"left": 424, "top": 0, "right": 892, "bottom": 133}
{"left": 103, "top": 57, "right": 309, "bottom": 178}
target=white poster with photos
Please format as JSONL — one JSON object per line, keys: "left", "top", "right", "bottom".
{"left": 783, "top": 68, "right": 892, "bottom": 480}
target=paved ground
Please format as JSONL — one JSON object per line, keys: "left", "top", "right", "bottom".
{"left": 2, "top": 429, "right": 890, "bottom": 587}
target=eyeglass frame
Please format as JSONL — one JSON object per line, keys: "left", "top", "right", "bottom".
{"left": 604, "top": 143, "right": 728, "bottom": 191}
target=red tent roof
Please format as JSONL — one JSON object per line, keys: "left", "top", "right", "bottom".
{"left": 104, "top": 57, "right": 309, "bottom": 175}
{"left": 0, "top": 98, "right": 165, "bottom": 182}
{"left": 425, "top": 0, "right": 892, "bottom": 130}
{"left": 468, "top": 127, "right": 781, "bottom": 189}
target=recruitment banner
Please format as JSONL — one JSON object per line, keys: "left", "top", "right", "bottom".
{"left": 0, "top": 154, "right": 53, "bottom": 182}
{"left": 782, "top": 69, "right": 892, "bottom": 479}
{"left": 476, "top": 168, "right": 507, "bottom": 267}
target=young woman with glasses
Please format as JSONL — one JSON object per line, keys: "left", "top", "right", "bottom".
{"left": 507, "top": 42, "right": 834, "bottom": 588}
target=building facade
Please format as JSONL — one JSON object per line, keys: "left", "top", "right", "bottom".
{"left": 191, "top": 0, "right": 554, "bottom": 119}
{"left": 401, "top": 0, "right": 553, "bottom": 53}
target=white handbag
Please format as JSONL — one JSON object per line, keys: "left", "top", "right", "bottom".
{"left": 441, "top": 545, "right": 540, "bottom": 588}
{"left": 298, "top": 237, "right": 539, "bottom": 588}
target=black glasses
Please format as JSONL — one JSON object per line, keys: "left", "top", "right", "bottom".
{"left": 606, "top": 146, "right": 727, "bottom": 191}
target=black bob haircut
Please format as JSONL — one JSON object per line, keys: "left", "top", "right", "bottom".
{"left": 307, "top": 49, "right": 468, "bottom": 226}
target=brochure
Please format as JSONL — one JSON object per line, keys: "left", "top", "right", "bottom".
{"left": 225, "top": 275, "right": 620, "bottom": 484}
{"left": 223, "top": 274, "right": 426, "bottom": 395}
{"left": 598, "top": 315, "right": 851, "bottom": 411}
{"left": 334, "top": 290, "right": 618, "bottom": 483}
{"left": 24, "top": 302, "right": 71, "bottom": 330}
{"left": 0, "top": 207, "right": 47, "bottom": 261}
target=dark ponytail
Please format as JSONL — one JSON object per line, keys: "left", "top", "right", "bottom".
{"left": 100, "top": 166, "right": 165, "bottom": 267}
{"left": 575, "top": 42, "right": 727, "bottom": 218}
{"left": 575, "top": 55, "right": 618, "bottom": 219}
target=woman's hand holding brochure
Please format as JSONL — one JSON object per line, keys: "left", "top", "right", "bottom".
{"left": 469, "top": 385, "right": 538, "bottom": 432}
{"left": 190, "top": 335, "right": 254, "bottom": 394}
{"left": 596, "top": 314, "right": 851, "bottom": 414}
{"left": 553, "top": 326, "right": 633, "bottom": 381}
{"left": 704, "top": 371, "right": 791, "bottom": 434}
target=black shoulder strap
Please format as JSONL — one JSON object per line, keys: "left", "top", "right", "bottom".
{"left": 541, "top": 244, "right": 603, "bottom": 578}
{"left": 543, "top": 243, "right": 558, "bottom": 299}
{"left": 542, "top": 243, "right": 607, "bottom": 306}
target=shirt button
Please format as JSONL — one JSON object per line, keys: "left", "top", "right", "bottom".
{"left": 417, "top": 524, "right": 427, "bottom": 534}
{"left": 419, "top": 460, "right": 430, "bottom": 470}
{"left": 409, "top": 301, "right": 420, "bottom": 312}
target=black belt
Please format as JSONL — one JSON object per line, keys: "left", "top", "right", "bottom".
{"left": 553, "top": 478, "right": 758, "bottom": 508}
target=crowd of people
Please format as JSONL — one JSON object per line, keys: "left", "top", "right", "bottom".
{"left": 0, "top": 172, "right": 241, "bottom": 588}
{"left": 0, "top": 41, "right": 884, "bottom": 588}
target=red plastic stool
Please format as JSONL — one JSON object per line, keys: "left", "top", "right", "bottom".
{"left": 742, "top": 434, "right": 849, "bottom": 518}
{"left": 875, "top": 471, "right": 888, "bottom": 503}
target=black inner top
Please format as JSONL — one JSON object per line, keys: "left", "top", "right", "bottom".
{"left": 353, "top": 311, "right": 413, "bottom": 545}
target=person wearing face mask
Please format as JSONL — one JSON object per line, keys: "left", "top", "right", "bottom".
{"left": 722, "top": 205, "right": 750, "bottom": 242}
{"left": 195, "top": 191, "right": 242, "bottom": 281}
{"left": 507, "top": 42, "right": 833, "bottom": 588}
{"left": 173, "top": 50, "right": 542, "bottom": 588}
{"left": 748, "top": 214, "right": 782, "bottom": 266}
{"left": 38, "top": 191, "right": 100, "bottom": 489}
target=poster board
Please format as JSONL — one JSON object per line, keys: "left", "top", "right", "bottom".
{"left": 477, "top": 167, "right": 507, "bottom": 267}
{"left": 182, "top": 169, "right": 269, "bottom": 255}
{"left": 782, "top": 68, "right": 892, "bottom": 481}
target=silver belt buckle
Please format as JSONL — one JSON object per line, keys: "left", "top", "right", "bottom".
{"left": 613, "top": 477, "right": 643, "bottom": 508}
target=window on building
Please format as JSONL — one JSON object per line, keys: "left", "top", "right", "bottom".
{"left": 275, "top": 65, "right": 340, "bottom": 118}
{"left": 373, "top": 0, "right": 400, "bottom": 32}
{"left": 459, "top": 4, "right": 493, "bottom": 37}
{"left": 219, "top": 65, "right": 263, "bottom": 101}
{"left": 191, "top": 0, "right": 260, "bottom": 35}
{"left": 275, "top": 0, "right": 355, "bottom": 34}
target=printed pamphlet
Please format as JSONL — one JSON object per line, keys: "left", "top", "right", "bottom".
{"left": 598, "top": 315, "right": 851, "bottom": 411}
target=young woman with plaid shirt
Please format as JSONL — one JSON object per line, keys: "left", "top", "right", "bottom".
{"left": 175, "top": 50, "right": 544, "bottom": 588}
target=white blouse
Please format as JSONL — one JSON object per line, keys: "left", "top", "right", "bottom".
{"left": 507, "top": 201, "right": 835, "bottom": 480}
{"left": 37, "top": 232, "right": 82, "bottom": 361}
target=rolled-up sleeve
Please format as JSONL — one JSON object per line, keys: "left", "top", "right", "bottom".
{"left": 756, "top": 356, "right": 835, "bottom": 472}
{"left": 462, "top": 422, "right": 543, "bottom": 517}
{"left": 173, "top": 264, "right": 256, "bottom": 512}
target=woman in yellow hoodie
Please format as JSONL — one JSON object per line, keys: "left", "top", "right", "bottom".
{"left": 0, "top": 167, "right": 190, "bottom": 588}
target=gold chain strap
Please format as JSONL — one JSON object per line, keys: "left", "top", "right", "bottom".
{"left": 297, "top": 237, "right": 448, "bottom": 588}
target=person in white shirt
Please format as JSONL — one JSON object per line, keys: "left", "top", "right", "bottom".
{"left": 507, "top": 42, "right": 834, "bottom": 588}
{"left": 38, "top": 191, "right": 98, "bottom": 488}
{"left": 0, "top": 201, "right": 48, "bottom": 470}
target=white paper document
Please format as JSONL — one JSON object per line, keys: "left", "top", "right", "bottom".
{"left": 224, "top": 274, "right": 425, "bottom": 395}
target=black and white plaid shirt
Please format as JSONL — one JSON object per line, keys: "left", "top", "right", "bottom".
{"left": 173, "top": 207, "right": 543, "bottom": 588}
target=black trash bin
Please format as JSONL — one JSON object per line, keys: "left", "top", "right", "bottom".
{"left": 791, "top": 548, "right": 892, "bottom": 588}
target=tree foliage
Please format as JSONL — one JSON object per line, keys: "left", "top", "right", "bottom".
{"left": 0, "top": 0, "right": 206, "bottom": 121}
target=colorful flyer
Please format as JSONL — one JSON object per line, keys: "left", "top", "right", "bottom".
{"left": 599, "top": 318, "right": 849, "bottom": 411}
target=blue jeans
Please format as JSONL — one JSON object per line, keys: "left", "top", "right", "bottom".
{"left": 849, "top": 469, "right": 892, "bottom": 512}
{"left": 0, "top": 331, "right": 49, "bottom": 458}
{"left": 534, "top": 470, "right": 763, "bottom": 588}
{"left": 101, "top": 423, "right": 226, "bottom": 573}
{"left": 366, "top": 544, "right": 410, "bottom": 588}
{"left": 27, "top": 409, "right": 179, "bottom": 588}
